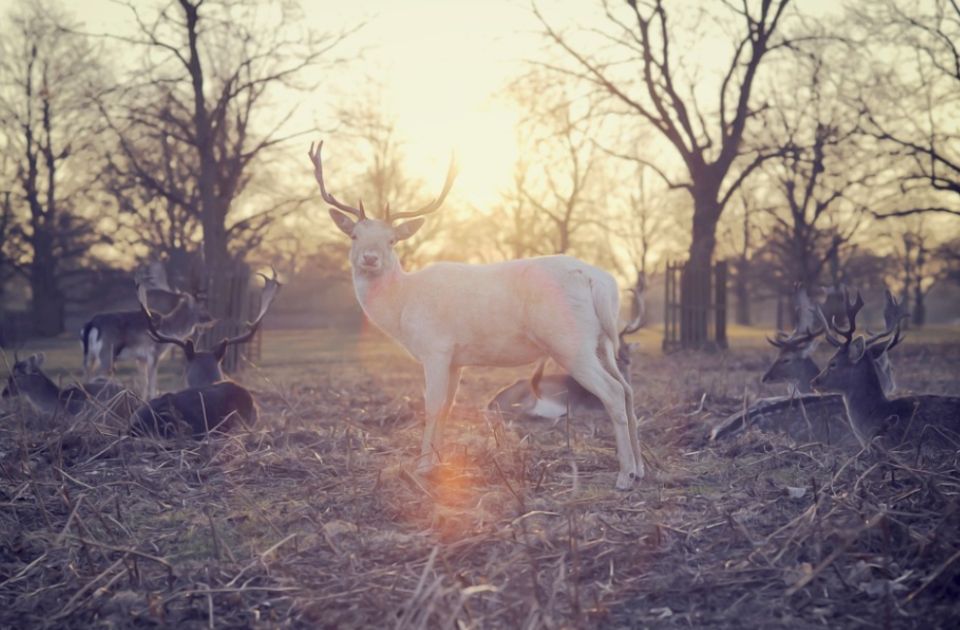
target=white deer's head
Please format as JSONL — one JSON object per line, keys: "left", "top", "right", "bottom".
{"left": 308, "top": 141, "right": 456, "bottom": 278}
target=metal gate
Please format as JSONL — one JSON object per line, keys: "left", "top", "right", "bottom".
{"left": 663, "top": 260, "right": 728, "bottom": 352}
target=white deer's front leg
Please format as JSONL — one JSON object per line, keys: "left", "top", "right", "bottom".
{"left": 417, "top": 359, "right": 458, "bottom": 474}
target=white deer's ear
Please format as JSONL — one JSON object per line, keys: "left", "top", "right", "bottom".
{"left": 393, "top": 218, "right": 425, "bottom": 242}
{"left": 848, "top": 337, "right": 865, "bottom": 362}
{"left": 329, "top": 209, "right": 356, "bottom": 236}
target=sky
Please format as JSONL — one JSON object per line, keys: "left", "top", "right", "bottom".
{"left": 0, "top": 0, "right": 872, "bottom": 228}
{"left": 9, "top": 0, "right": 553, "bottom": 209}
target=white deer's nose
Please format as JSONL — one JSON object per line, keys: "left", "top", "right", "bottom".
{"left": 361, "top": 253, "right": 380, "bottom": 267}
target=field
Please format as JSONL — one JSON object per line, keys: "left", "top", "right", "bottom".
{"left": 1, "top": 325, "right": 959, "bottom": 628}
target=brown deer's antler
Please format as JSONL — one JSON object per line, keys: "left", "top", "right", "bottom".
{"left": 817, "top": 289, "right": 864, "bottom": 348}
{"left": 138, "top": 284, "right": 196, "bottom": 359}
{"left": 308, "top": 141, "right": 366, "bottom": 220}
{"left": 211, "top": 267, "right": 282, "bottom": 353}
{"left": 767, "top": 283, "right": 822, "bottom": 350}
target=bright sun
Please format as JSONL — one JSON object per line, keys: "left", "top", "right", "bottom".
{"left": 401, "top": 102, "right": 521, "bottom": 212}
{"left": 345, "top": 0, "right": 532, "bottom": 212}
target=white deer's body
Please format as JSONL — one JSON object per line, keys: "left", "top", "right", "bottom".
{"left": 354, "top": 256, "right": 618, "bottom": 368}
{"left": 310, "top": 141, "right": 642, "bottom": 489}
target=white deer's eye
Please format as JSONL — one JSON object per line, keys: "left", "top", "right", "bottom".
{"left": 389, "top": 238, "right": 396, "bottom": 245}
{"left": 351, "top": 234, "right": 357, "bottom": 241}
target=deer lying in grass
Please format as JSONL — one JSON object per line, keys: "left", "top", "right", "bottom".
{"left": 310, "top": 141, "right": 643, "bottom": 489}
{"left": 2, "top": 353, "right": 137, "bottom": 421}
{"left": 762, "top": 287, "right": 905, "bottom": 396}
{"left": 488, "top": 271, "right": 645, "bottom": 421}
{"left": 761, "top": 285, "right": 822, "bottom": 395}
{"left": 81, "top": 284, "right": 214, "bottom": 399}
{"left": 710, "top": 290, "right": 907, "bottom": 447}
{"left": 811, "top": 291, "right": 960, "bottom": 450}
{"left": 127, "top": 270, "right": 280, "bottom": 439}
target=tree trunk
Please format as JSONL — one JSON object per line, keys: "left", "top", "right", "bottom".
{"left": 913, "top": 284, "right": 926, "bottom": 327}
{"left": 30, "top": 245, "right": 64, "bottom": 336}
{"left": 682, "top": 189, "right": 720, "bottom": 347}
{"left": 734, "top": 259, "right": 751, "bottom": 325}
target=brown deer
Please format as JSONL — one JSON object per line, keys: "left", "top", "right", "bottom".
{"left": 2, "top": 353, "right": 137, "bottom": 421}
{"left": 309, "top": 141, "right": 643, "bottom": 489}
{"left": 811, "top": 291, "right": 960, "bottom": 450}
{"left": 128, "top": 270, "right": 280, "bottom": 439}
{"left": 487, "top": 270, "right": 645, "bottom": 421}
{"left": 81, "top": 284, "right": 214, "bottom": 399}
{"left": 761, "top": 284, "right": 822, "bottom": 395}
{"left": 763, "top": 287, "right": 905, "bottom": 396}
{"left": 710, "top": 290, "right": 908, "bottom": 447}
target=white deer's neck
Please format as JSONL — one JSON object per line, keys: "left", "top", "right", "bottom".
{"left": 352, "top": 264, "right": 408, "bottom": 338}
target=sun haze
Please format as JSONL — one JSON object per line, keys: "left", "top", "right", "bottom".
{"left": 317, "top": 0, "right": 543, "bottom": 210}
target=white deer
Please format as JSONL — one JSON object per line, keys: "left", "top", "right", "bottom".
{"left": 308, "top": 141, "right": 643, "bottom": 489}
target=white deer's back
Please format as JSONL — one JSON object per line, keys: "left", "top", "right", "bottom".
{"left": 355, "top": 255, "right": 619, "bottom": 368}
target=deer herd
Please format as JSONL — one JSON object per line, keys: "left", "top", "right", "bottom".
{"left": 2, "top": 140, "right": 958, "bottom": 489}
{"left": 3, "top": 267, "right": 281, "bottom": 441}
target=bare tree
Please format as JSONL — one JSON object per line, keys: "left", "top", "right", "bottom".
{"left": 100, "top": 102, "right": 202, "bottom": 263}
{"left": 536, "top": 0, "right": 798, "bottom": 343}
{"left": 860, "top": 0, "right": 960, "bottom": 219}
{"left": 102, "top": 0, "right": 354, "bottom": 317}
{"left": 510, "top": 72, "right": 610, "bottom": 257}
{"left": 719, "top": 193, "right": 762, "bottom": 326}
{"left": 757, "top": 58, "right": 868, "bottom": 297}
{"left": 0, "top": 2, "right": 110, "bottom": 335}
{"left": 884, "top": 217, "right": 945, "bottom": 326}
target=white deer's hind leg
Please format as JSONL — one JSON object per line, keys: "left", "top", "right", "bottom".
{"left": 566, "top": 354, "right": 639, "bottom": 490}
{"left": 603, "top": 342, "right": 644, "bottom": 480}
{"left": 417, "top": 359, "right": 458, "bottom": 474}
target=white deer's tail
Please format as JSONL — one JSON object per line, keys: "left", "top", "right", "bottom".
{"left": 589, "top": 274, "right": 621, "bottom": 347}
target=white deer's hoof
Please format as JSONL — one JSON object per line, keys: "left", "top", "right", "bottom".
{"left": 632, "top": 462, "right": 646, "bottom": 482}
{"left": 416, "top": 458, "right": 437, "bottom": 477}
{"left": 615, "top": 471, "right": 633, "bottom": 491}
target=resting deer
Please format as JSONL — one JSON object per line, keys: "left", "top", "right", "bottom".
{"left": 710, "top": 290, "right": 907, "bottom": 446}
{"left": 128, "top": 270, "right": 280, "bottom": 439}
{"left": 309, "top": 141, "right": 643, "bottom": 489}
{"left": 762, "top": 284, "right": 822, "bottom": 394}
{"left": 488, "top": 270, "right": 645, "bottom": 421}
{"left": 2, "top": 353, "right": 137, "bottom": 421}
{"left": 81, "top": 285, "right": 214, "bottom": 399}
{"left": 763, "top": 287, "right": 904, "bottom": 396}
{"left": 137, "top": 269, "right": 280, "bottom": 388}
{"left": 811, "top": 291, "right": 960, "bottom": 450}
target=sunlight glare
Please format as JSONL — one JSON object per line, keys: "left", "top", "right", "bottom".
{"left": 404, "top": 102, "right": 521, "bottom": 212}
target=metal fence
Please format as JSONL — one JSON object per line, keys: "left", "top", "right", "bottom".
{"left": 663, "top": 260, "right": 728, "bottom": 352}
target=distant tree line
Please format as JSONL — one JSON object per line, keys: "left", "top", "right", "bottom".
{"left": 1, "top": 0, "right": 959, "bottom": 339}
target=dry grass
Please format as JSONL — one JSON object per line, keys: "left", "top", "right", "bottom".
{"left": 1, "top": 327, "right": 959, "bottom": 628}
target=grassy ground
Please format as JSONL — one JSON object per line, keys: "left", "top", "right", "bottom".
{"left": 1, "top": 326, "right": 959, "bottom": 628}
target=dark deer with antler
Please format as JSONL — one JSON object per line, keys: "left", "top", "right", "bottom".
{"left": 811, "top": 290, "right": 960, "bottom": 450}
{"left": 710, "top": 289, "right": 910, "bottom": 447}
{"left": 763, "top": 287, "right": 905, "bottom": 396}
{"left": 128, "top": 270, "right": 281, "bottom": 439}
